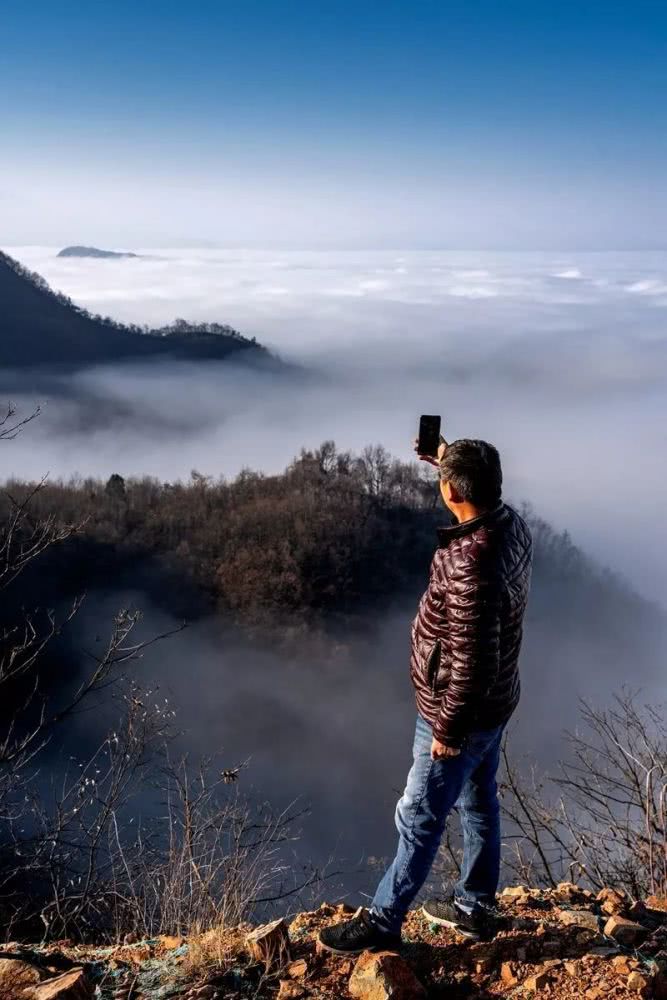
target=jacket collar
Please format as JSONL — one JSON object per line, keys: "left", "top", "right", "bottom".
{"left": 436, "top": 502, "right": 507, "bottom": 547}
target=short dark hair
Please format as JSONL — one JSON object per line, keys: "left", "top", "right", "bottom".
{"left": 439, "top": 439, "right": 502, "bottom": 509}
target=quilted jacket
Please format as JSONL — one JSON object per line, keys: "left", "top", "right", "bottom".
{"left": 410, "top": 503, "right": 532, "bottom": 748}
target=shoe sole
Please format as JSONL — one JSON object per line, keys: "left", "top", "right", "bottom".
{"left": 420, "top": 906, "right": 481, "bottom": 940}
{"left": 317, "top": 935, "right": 401, "bottom": 956}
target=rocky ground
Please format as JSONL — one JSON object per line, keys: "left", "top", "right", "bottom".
{"left": 2, "top": 885, "right": 666, "bottom": 1000}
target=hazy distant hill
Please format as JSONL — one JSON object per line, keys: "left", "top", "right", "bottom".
{"left": 0, "top": 250, "right": 271, "bottom": 368}
{"left": 57, "top": 245, "right": 139, "bottom": 259}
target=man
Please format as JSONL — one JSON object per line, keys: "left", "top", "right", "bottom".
{"left": 319, "top": 437, "right": 532, "bottom": 953}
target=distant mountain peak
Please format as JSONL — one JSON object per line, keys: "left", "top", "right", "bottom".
{"left": 57, "top": 245, "right": 139, "bottom": 259}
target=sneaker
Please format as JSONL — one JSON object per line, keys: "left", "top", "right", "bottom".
{"left": 421, "top": 898, "right": 498, "bottom": 941}
{"left": 318, "top": 906, "right": 401, "bottom": 955}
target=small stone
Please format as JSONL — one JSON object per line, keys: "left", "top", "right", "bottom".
{"left": 287, "top": 959, "right": 308, "bottom": 979}
{"left": 349, "top": 951, "right": 426, "bottom": 1000}
{"left": 502, "top": 885, "right": 532, "bottom": 904}
{"left": 556, "top": 908, "right": 600, "bottom": 932}
{"left": 277, "top": 983, "right": 306, "bottom": 1000}
{"left": 597, "top": 888, "right": 628, "bottom": 915}
{"left": 604, "top": 915, "right": 649, "bottom": 948}
{"left": 501, "top": 962, "right": 520, "bottom": 986}
{"left": 556, "top": 881, "right": 582, "bottom": 902}
{"left": 524, "top": 968, "right": 552, "bottom": 991}
{"left": 612, "top": 956, "right": 633, "bottom": 975}
{"left": 564, "top": 960, "right": 581, "bottom": 977}
{"left": 627, "top": 970, "right": 651, "bottom": 995}
{"left": 585, "top": 989, "right": 606, "bottom": 1000}
{"left": 25, "top": 969, "right": 94, "bottom": 1000}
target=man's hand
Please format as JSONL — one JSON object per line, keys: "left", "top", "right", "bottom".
{"left": 431, "top": 737, "right": 461, "bottom": 760}
{"left": 414, "top": 437, "right": 448, "bottom": 468}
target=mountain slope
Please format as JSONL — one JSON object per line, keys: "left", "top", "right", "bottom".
{"left": 0, "top": 250, "right": 270, "bottom": 367}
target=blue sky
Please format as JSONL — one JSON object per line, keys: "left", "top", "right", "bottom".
{"left": 2, "top": 0, "right": 667, "bottom": 247}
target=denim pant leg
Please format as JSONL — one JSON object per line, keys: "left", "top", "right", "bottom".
{"left": 370, "top": 716, "right": 477, "bottom": 935}
{"left": 454, "top": 726, "right": 504, "bottom": 911}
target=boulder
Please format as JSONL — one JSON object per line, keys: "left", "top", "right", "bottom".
{"left": 349, "top": 951, "right": 425, "bottom": 1000}
{"left": 604, "top": 915, "right": 649, "bottom": 948}
{"left": 25, "top": 969, "right": 94, "bottom": 1000}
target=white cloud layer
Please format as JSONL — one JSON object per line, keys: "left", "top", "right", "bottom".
{"left": 3, "top": 246, "right": 667, "bottom": 601}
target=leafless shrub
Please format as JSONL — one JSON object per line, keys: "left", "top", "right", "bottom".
{"left": 499, "top": 691, "right": 667, "bottom": 898}
{"left": 0, "top": 407, "right": 315, "bottom": 945}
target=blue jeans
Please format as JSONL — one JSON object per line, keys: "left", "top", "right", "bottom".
{"left": 370, "top": 714, "right": 504, "bottom": 935}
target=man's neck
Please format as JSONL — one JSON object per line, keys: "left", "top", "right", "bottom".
{"left": 452, "top": 502, "right": 488, "bottom": 524}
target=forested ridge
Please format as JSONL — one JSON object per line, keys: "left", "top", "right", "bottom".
{"left": 0, "top": 250, "right": 270, "bottom": 366}
{"left": 2, "top": 440, "right": 653, "bottom": 639}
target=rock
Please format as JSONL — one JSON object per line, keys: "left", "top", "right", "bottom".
{"left": 349, "top": 951, "right": 425, "bottom": 1000}
{"left": 523, "top": 967, "right": 553, "bottom": 991}
{"left": 516, "top": 947, "right": 528, "bottom": 962}
{"left": 597, "top": 888, "right": 628, "bottom": 915}
{"left": 287, "top": 958, "right": 308, "bottom": 979}
{"left": 246, "top": 918, "right": 292, "bottom": 971}
{"left": 564, "top": 960, "right": 581, "bottom": 977}
{"left": 556, "top": 881, "right": 582, "bottom": 902}
{"left": 612, "top": 955, "right": 634, "bottom": 975}
{"left": 586, "top": 989, "right": 607, "bottom": 1000}
{"left": 646, "top": 896, "right": 667, "bottom": 913}
{"left": 0, "top": 958, "right": 42, "bottom": 990}
{"left": 556, "top": 907, "right": 600, "bottom": 932}
{"left": 501, "top": 962, "right": 520, "bottom": 986}
{"left": 26, "top": 969, "right": 94, "bottom": 1000}
{"left": 604, "top": 915, "right": 649, "bottom": 947}
{"left": 627, "top": 970, "right": 651, "bottom": 996}
{"left": 277, "top": 983, "right": 306, "bottom": 1000}
{"left": 501, "top": 885, "right": 532, "bottom": 904}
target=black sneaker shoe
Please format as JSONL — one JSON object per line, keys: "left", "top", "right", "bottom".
{"left": 421, "top": 898, "right": 498, "bottom": 941}
{"left": 318, "top": 906, "right": 401, "bottom": 955}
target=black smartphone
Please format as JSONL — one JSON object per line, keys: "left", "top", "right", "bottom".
{"left": 418, "top": 414, "right": 441, "bottom": 457}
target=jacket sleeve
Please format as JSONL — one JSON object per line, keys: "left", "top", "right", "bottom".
{"left": 432, "top": 542, "right": 502, "bottom": 748}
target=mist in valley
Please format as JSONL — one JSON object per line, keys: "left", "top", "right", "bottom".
{"left": 3, "top": 246, "right": 666, "bottom": 899}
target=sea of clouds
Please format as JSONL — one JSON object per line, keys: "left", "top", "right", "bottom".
{"left": 5, "top": 246, "right": 667, "bottom": 600}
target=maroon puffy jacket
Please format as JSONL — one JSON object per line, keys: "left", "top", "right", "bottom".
{"left": 410, "top": 503, "right": 532, "bottom": 748}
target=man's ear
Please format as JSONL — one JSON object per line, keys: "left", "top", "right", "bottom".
{"left": 445, "top": 480, "right": 464, "bottom": 504}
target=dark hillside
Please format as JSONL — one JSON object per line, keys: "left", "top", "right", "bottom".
{"left": 0, "top": 251, "right": 270, "bottom": 367}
